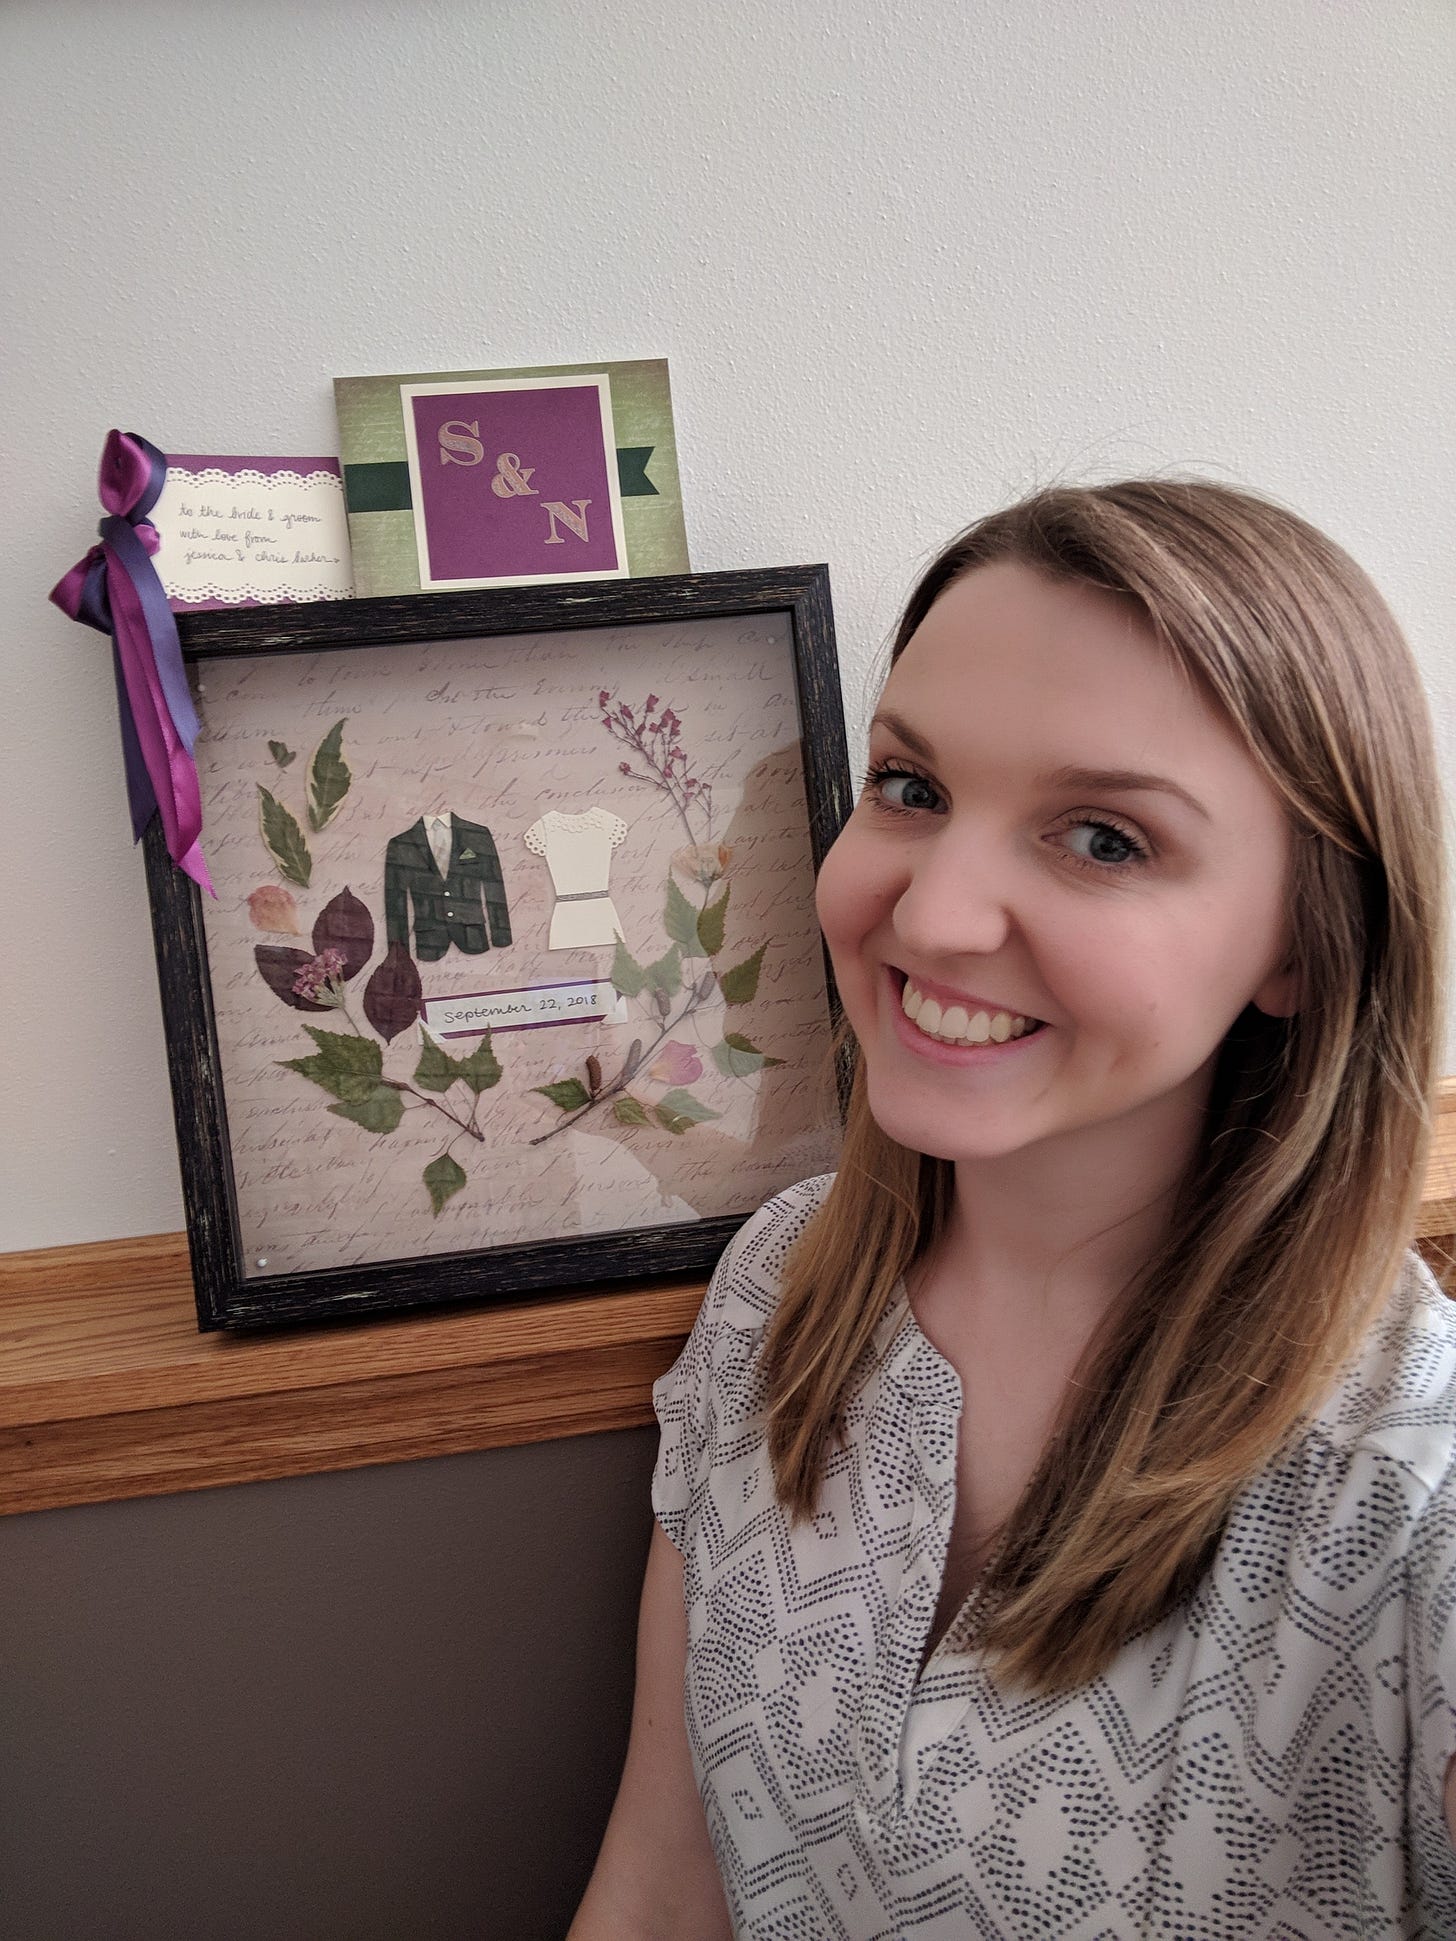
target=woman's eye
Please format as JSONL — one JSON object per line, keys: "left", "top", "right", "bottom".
{"left": 868, "top": 766, "right": 945, "bottom": 814}
{"left": 1059, "top": 818, "right": 1149, "bottom": 869}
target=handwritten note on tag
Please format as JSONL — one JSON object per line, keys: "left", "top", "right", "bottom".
{"left": 424, "top": 979, "right": 630, "bottom": 1037}
{"left": 152, "top": 455, "right": 354, "bottom": 610}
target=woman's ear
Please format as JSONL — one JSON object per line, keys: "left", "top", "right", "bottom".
{"left": 1252, "top": 959, "right": 1300, "bottom": 1019}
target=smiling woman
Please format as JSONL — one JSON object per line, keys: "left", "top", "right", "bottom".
{"left": 571, "top": 481, "right": 1454, "bottom": 1941}
{"left": 817, "top": 560, "right": 1302, "bottom": 1170}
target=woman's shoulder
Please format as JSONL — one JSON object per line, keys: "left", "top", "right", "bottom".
{"left": 1310, "top": 1249, "right": 1456, "bottom": 1493}
{"left": 700, "top": 1173, "right": 836, "bottom": 1331}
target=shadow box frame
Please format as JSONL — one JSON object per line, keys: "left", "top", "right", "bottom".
{"left": 144, "top": 566, "right": 853, "bottom": 1333}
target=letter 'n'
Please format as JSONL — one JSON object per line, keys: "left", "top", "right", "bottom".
{"left": 542, "top": 499, "right": 592, "bottom": 544}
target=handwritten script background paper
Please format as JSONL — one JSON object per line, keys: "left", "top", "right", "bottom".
{"left": 193, "top": 616, "right": 840, "bottom": 1278}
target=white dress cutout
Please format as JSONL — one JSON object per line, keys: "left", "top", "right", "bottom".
{"left": 523, "top": 806, "right": 629, "bottom": 949}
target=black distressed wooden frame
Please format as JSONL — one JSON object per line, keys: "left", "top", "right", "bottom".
{"left": 144, "top": 567, "right": 851, "bottom": 1332}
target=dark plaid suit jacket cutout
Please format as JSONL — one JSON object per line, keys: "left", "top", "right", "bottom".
{"left": 383, "top": 816, "right": 512, "bottom": 961}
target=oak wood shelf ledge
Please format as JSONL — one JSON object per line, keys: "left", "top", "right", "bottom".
{"left": 5, "top": 1077, "right": 1456, "bottom": 1518}
{"left": 0, "top": 1234, "right": 706, "bottom": 1516}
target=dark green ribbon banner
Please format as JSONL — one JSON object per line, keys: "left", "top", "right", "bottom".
{"left": 344, "top": 448, "right": 658, "bottom": 515}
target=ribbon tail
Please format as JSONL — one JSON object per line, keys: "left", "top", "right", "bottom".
{"left": 102, "top": 514, "right": 200, "bottom": 747}
{"left": 112, "top": 644, "right": 157, "bottom": 840}
{"left": 105, "top": 546, "right": 212, "bottom": 891}
{"left": 175, "top": 840, "right": 214, "bottom": 897}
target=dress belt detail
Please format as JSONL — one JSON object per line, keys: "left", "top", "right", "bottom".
{"left": 556, "top": 890, "right": 610, "bottom": 902}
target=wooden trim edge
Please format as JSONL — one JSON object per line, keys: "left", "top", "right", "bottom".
{"left": 5, "top": 1080, "right": 1456, "bottom": 1514}
{"left": 1, "top": 1234, "right": 706, "bottom": 1514}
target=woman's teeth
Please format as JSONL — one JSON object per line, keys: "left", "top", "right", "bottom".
{"left": 901, "top": 978, "right": 1041, "bottom": 1046}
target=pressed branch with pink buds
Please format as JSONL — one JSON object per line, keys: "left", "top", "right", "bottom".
{"left": 598, "top": 689, "right": 713, "bottom": 847}
{"left": 531, "top": 694, "right": 783, "bottom": 1145}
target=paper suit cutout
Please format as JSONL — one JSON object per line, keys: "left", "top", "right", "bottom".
{"left": 384, "top": 813, "right": 512, "bottom": 961}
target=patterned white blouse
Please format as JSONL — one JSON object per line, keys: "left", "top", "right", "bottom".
{"left": 652, "top": 1175, "right": 1456, "bottom": 1939}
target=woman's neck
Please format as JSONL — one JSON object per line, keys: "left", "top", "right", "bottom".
{"left": 930, "top": 1084, "right": 1207, "bottom": 1331}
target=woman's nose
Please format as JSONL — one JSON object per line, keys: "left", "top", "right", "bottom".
{"left": 889, "top": 829, "right": 1019, "bottom": 963}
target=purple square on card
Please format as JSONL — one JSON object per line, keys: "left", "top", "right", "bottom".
{"left": 409, "top": 382, "right": 621, "bottom": 583}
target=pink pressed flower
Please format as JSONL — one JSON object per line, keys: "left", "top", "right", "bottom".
{"left": 598, "top": 689, "right": 610, "bottom": 707}
{"left": 291, "top": 947, "right": 347, "bottom": 999}
{"left": 671, "top": 843, "right": 733, "bottom": 887}
{"left": 246, "top": 884, "right": 302, "bottom": 935}
{"left": 649, "top": 1040, "right": 703, "bottom": 1085}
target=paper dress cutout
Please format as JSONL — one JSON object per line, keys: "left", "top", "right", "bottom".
{"left": 384, "top": 813, "right": 512, "bottom": 961}
{"left": 524, "top": 806, "right": 629, "bottom": 950}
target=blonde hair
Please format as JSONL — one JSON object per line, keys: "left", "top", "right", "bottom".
{"left": 762, "top": 479, "right": 1448, "bottom": 1692}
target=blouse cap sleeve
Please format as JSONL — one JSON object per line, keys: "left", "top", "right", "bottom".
{"left": 650, "top": 1175, "right": 835, "bottom": 1554}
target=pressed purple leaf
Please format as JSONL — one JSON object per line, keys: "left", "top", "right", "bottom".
{"left": 312, "top": 886, "right": 373, "bottom": 980}
{"left": 255, "top": 945, "right": 330, "bottom": 1012}
{"left": 362, "top": 942, "right": 422, "bottom": 1043}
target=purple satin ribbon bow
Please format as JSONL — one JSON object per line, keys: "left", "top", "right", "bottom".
{"left": 49, "top": 430, "right": 213, "bottom": 893}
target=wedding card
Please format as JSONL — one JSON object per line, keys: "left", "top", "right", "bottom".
{"left": 151, "top": 455, "right": 354, "bottom": 610}
{"left": 333, "top": 358, "right": 688, "bottom": 598}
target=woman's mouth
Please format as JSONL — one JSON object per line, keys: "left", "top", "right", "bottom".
{"left": 897, "top": 973, "right": 1047, "bottom": 1048}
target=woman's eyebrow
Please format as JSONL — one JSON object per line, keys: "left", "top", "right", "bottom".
{"left": 869, "top": 712, "right": 1210, "bottom": 822}
{"left": 869, "top": 709, "right": 937, "bottom": 761}
{"left": 1039, "top": 765, "right": 1211, "bottom": 822}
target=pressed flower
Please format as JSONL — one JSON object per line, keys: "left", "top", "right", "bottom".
{"left": 246, "top": 884, "right": 303, "bottom": 935}
{"left": 649, "top": 1040, "right": 703, "bottom": 1085}
{"left": 291, "top": 947, "right": 347, "bottom": 1001}
{"left": 672, "top": 843, "right": 733, "bottom": 887}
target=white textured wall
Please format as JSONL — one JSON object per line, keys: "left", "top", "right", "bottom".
{"left": 2, "top": 0, "right": 1452, "bottom": 1249}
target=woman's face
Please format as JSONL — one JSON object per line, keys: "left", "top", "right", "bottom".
{"left": 815, "top": 560, "right": 1300, "bottom": 1168}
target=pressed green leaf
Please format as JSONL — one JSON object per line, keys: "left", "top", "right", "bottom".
{"left": 258, "top": 784, "right": 312, "bottom": 887}
{"left": 696, "top": 886, "right": 730, "bottom": 957}
{"left": 302, "top": 1025, "right": 383, "bottom": 1074}
{"left": 328, "top": 1084, "right": 404, "bottom": 1135}
{"left": 719, "top": 942, "right": 766, "bottom": 1006}
{"left": 656, "top": 1087, "right": 722, "bottom": 1125}
{"left": 413, "top": 1036, "right": 460, "bottom": 1094}
{"left": 644, "top": 943, "right": 682, "bottom": 996}
{"left": 268, "top": 739, "right": 296, "bottom": 768}
{"left": 663, "top": 877, "right": 701, "bottom": 953}
{"left": 613, "top": 1095, "right": 651, "bottom": 1126}
{"left": 306, "top": 718, "right": 351, "bottom": 831}
{"left": 423, "top": 1152, "right": 468, "bottom": 1215}
{"left": 713, "top": 1036, "right": 762, "bottom": 1077}
{"left": 279, "top": 1026, "right": 381, "bottom": 1101}
{"left": 712, "top": 1031, "right": 788, "bottom": 1078}
{"left": 534, "top": 1077, "right": 591, "bottom": 1112}
{"left": 611, "top": 937, "right": 646, "bottom": 999}
{"left": 455, "top": 1033, "right": 502, "bottom": 1094}
{"left": 281, "top": 1054, "right": 377, "bottom": 1103}
{"left": 655, "top": 1105, "right": 693, "bottom": 1135}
